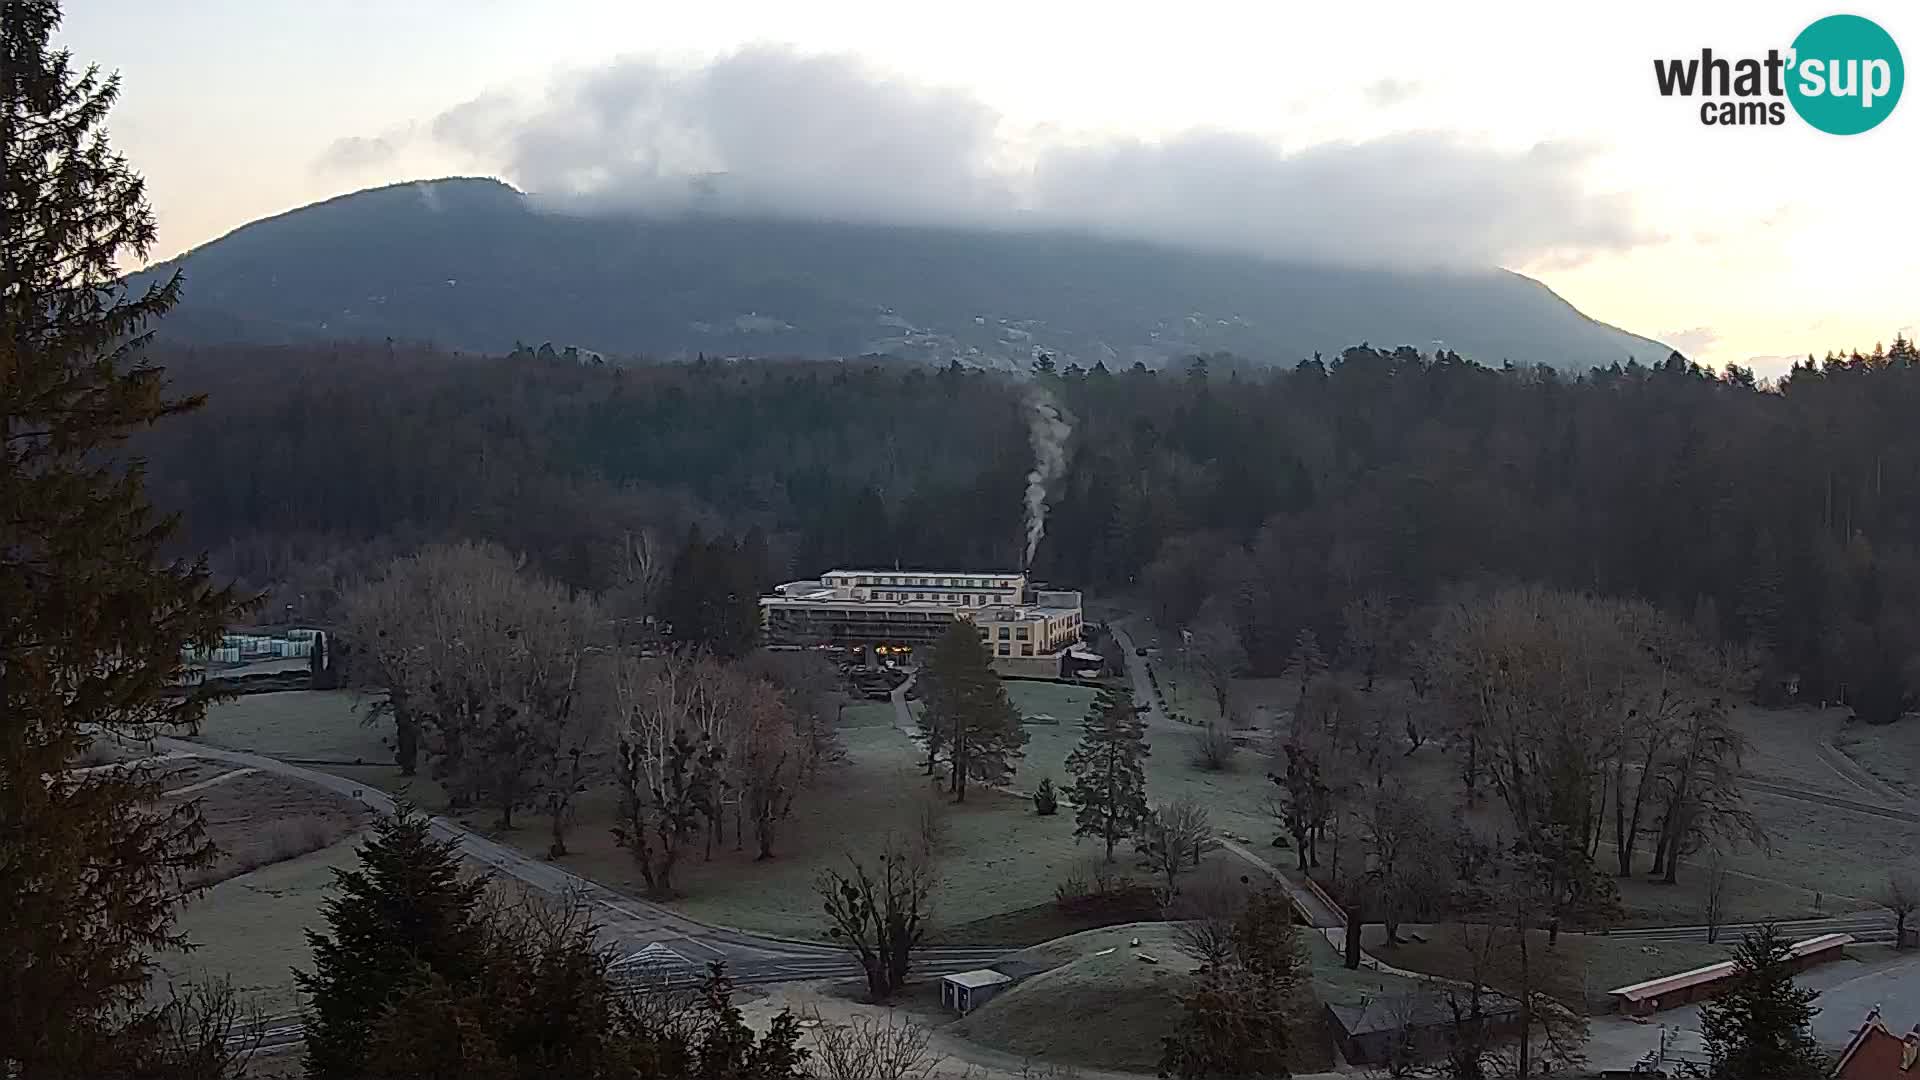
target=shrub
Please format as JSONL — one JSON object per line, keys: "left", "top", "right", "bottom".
{"left": 1053, "top": 870, "right": 1092, "bottom": 908}
{"left": 1034, "top": 776, "right": 1059, "bottom": 816}
{"left": 1190, "top": 721, "right": 1235, "bottom": 770}
{"left": 913, "top": 788, "right": 950, "bottom": 857}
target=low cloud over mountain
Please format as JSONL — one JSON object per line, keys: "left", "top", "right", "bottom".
{"left": 319, "top": 46, "right": 1648, "bottom": 271}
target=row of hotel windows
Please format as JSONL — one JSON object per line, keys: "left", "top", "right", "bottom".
{"left": 834, "top": 575, "right": 1017, "bottom": 588}
{"left": 869, "top": 590, "right": 1014, "bottom": 605}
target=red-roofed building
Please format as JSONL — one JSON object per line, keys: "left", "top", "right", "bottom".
{"left": 1833, "top": 1007, "right": 1920, "bottom": 1079}
{"left": 1604, "top": 933, "right": 1852, "bottom": 1016}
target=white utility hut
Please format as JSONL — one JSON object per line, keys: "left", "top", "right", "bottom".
{"left": 940, "top": 969, "right": 1013, "bottom": 1014}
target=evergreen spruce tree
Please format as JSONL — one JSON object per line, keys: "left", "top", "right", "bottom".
{"left": 296, "top": 805, "right": 490, "bottom": 1080}
{"left": 1064, "top": 686, "right": 1152, "bottom": 860}
{"left": 922, "top": 620, "right": 1026, "bottom": 801}
{"left": 1700, "top": 924, "right": 1829, "bottom": 1079}
{"left": 1, "top": 2, "right": 244, "bottom": 1074}
{"left": 661, "top": 527, "right": 761, "bottom": 659}
{"left": 1033, "top": 775, "right": 1059, "bottom": 815}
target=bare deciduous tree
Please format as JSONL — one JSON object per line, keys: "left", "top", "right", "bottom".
{"left": 1169, "top": 864, "right": 1248, "bottom": 971}
{"left": 1340, "top": 589, "right": 1399, "bottom": 692}
{"left": 1184, "top": 604, "right": 1245, "bottom": 726}
{"left": 1884, "top": 870, "right": 1919, "bottom": 949}
{"left": 1136, "top": 796, "right": 1218, "bottom": 899}
{"left": 744, "top": 649, "right": 848, "bottom": 781}
{"left": 1361, "top": 784, "right": 1451, "bottom": 946}
{"left": 1649, "top": 693, "right": 1765, "bottom": 885}
{"left": 607, "top": 526, "right": 667, "bottom": 638}
{"left": 1426, "top": 585, "right": 1764, "bottom": 897}
{"left": 1703, "top": 852, "right": 1730, "bottom": 944}
{"left": 1190, "top": 719, "right": 1236, "bottom": 771}
{"left": 345, "top": 543, "right": 600, "bottom": 830}
{"left": 816, "top": 837, "right": 934, "bottom": 1002}
{"left": 809, "top": 1012, "right": 942, "bottom": 1080}
{"left": 911, "top": 786, "right": 950, "bottom": 859}
{"left": 609, "top": 652, "right": 725, "bottom": 896}
{"left": 739, "top": 678, "right": 799, "bottom": 860}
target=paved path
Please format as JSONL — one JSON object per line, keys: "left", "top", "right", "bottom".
{"left": 1601, "top": 911, "right": 1900, "bottom": 945}
{"left": 1108, "top": 625, "right": 1163, "bottom": 725}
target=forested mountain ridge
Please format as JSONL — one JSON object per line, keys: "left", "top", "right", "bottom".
{"left": 139, "top": 339, "right": 1920, "bottom": 723}
{"left": 137, "top": 177, "right": 1669, "bottom": 370}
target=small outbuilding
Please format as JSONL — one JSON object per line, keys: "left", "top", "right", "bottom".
{"left": 1326, "top": 991, "right": 1522, "bottom": 1066}
{"left": 940, "top": 969, "right": 1013, "bottom": 1014}
{"left": 1605, "top": 932, "right": 1851, "bottom": 1017}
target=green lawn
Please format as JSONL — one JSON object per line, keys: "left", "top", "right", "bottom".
{"left": 1345, "top": 922, "right": 1737, "bottom": 1014}
{"left": 951, "top": 923, "right": 1199, "bottom": 1073}
{"left": 166, "top": 681, "right": 1907, "bottom": 944}
{"left": 837, "top": 701, "right": 899, "bottom": 729}
{"left": 189, "top": 690, "right": 391, "bottom": 764}
{"left": 154, "top": 832, "right": 369, "bottom": 1015}
{"left": 1007, "top": 679, "right": 1280, "bottom": 847}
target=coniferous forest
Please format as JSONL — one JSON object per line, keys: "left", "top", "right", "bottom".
{"left": 136, "top": 339, "right": 1920, "bottom": 721}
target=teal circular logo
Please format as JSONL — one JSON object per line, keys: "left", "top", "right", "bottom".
{"left": 1788, "top": 14, "right": 1904, "bottom": 134}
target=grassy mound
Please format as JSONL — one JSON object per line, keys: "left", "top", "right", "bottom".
{"left": 951, "top": 924, "right": 1195, "bottom": 1072}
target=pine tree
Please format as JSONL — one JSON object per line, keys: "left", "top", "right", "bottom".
{"left": 661, "top": 527, "right": 761, "bottom": 660}
{"left": 1699, "top": 924, "right": 1829, "bottom": 1080}
{"left": 1, "top": 3, "right": 244, "bottom": 1074}
{"left": 1033, "top": 775, "right": 1059, "bottom": 815}
{"left": 1064, "top": 686, "right": 1152, "bottom": 860}
{"left": 922, "top": 620, "right": 1026, "bottom": 802}
{"left": 296, "top": 805, "right": 490, "bottom": 1080}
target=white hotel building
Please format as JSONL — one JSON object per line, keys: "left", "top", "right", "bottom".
{"left": 760, "top": 569, "right": 1085, "bottom": 676}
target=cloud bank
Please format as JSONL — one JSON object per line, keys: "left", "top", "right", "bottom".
{"left": 333, "top": 46, "right": 1648, "bottom": 270}
{"left": 1660, "top": 326, "right": 1718, "bottom": 357}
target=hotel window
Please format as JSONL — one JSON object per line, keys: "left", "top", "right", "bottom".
{"left": 1015, "top": 627, "right": 1029, "bottom": 639}
{"left": 1021, "top": 644, "right": 1034, "bottom": 656}
{"left": 997, "top": 626, "right": 1010, "bottom": 639}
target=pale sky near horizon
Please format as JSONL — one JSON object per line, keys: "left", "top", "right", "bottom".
{"left": 56, "top": 0, "right": 1920, "bottom": 374}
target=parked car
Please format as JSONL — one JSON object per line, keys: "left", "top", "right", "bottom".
{"left": 1135, "top": 646, "right": 1148, "bottom": 657}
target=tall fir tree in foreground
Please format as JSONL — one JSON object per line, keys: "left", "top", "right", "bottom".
{"left": 1700, "top": 924, "right": 1829, "bottom": 1080}
{"left": 921, "top": 619, "right": 1026, "bottom": 801}
{"left": 1065, "top": 685, "right": 1152, "bottom": 860}
{"left": 300, "top": 806, "right": 810, "bottom": 1080}
{"left": 296, "top": 806, "right": 490, "bottom": 1079}
{"left": 0, "top": 1, "right": 244, "bottom": 1075}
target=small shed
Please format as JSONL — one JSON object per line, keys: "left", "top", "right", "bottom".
{"left": 940, "top": 969, "right": 1013, "bottom": 1014}
{"left": 1326, "top": 991, "right": 1521, "bottom": 1066}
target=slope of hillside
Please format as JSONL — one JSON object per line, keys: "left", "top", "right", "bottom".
{"left": 140, "top": 177, "right": 1670, "bottom": 370}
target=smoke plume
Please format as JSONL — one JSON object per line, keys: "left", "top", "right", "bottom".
{"left": 1023, "top": 386, "right": 1073, "bottom": 568}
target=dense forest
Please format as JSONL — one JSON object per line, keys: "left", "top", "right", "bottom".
{"left": 134, "top": 338, "right": 1920, "bottom": 721}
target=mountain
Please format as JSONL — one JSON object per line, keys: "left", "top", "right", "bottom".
{"left": 139, "top": 177, "right": 1670, "bottom": 370}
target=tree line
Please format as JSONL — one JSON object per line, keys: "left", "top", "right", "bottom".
{"left": 339, "top": 538, "right": 844, "bottom": 889}
{"left": 132, "top": 340, "right": 1920, "bottom": 722}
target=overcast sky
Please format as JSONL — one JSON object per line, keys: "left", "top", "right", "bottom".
{"left": 58, "top": 0, "right": 1919, "bottom": 373}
